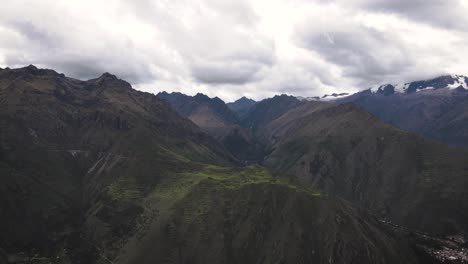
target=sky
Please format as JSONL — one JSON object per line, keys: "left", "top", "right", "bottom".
{"left": 1, "top": 0, "right": 467, "bottom": 102}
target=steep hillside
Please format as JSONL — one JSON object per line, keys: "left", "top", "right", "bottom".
{"left": 338, "top": 75, "right": 468, "bottom": 148}
{"left": 265, "top": 102, "right": 468, "bottom": 235}
{"left": 157, "top": 92, "right": 263, "bottom": 161}
{"left": 0, "top": 66, "right": 457, "bottom": 263}
{"left": 241, "top": 94, "right": 302, "bottom": 129}
{"left": 0, "top": 65, "right": 233, "bottom": 262}
{"left": 157, "top": 92, "right": 239, "bottom": 127}
{"left": 114, "top": 165, "right": 420, "bottom": 264}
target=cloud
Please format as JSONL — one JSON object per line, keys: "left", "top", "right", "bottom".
{"left": 0, "top": 0, "right": 467, "bottom": 101}
{"left": 295, "top": 10, "right": 411, "bottom": 84}
{"left": 123, "top": 0, "right": 275, "bottom": 85}
{"left": 293, "top": 2, "right": 468, "bottom": 87}
{"left": 346, "top": 0, "right": 468, "bottom": 30}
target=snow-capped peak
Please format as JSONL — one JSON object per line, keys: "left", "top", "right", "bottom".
{"left": 369, "top": 75, "right": 468, "bottom": 95}
{"left": 370, "top": 83, "right": 409, "bottom": 94}
{"left": 296, "top": 93, "right": 350, "bottom": 102}
{"left": 447, "top": 75, "right": 468, "bottom": 89}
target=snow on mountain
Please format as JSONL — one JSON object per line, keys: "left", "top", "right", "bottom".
{"left": 297, "top": 75, "right": 467, "bottom": 103}
{"left": 368, "top": 75, "right": 468, "bottom": 95}
{"left": 448, "top": 75, "right": 468, "bottom": 89}
{"left": 296, "top": 93, "right": 350, "bottom": 102}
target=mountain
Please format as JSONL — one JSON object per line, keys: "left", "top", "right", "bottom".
{"left": 0, "top": 65, "right": 234, "bottom": 262}
{"left": 0, "top": 66, "right": 426, "bottom": 263}
{"left": 241, "top": 94, "right": 303, "bottom": 129}
{"left": 157, "top": 91, "right": 239, "bottom": 128}
{"left": 156, "top": 93, "right": 306, "bottom": 161}
{"left": 117, "top": 165, "right": 421, "bottom": 264}
{"left": 226, "top": 96, "right": 256, "bottom": 118}
{"left": 264, "top": 101, "right": 468, "bottom": 236}
{"left": 297, "top": 93, "right": 351, "bottom": 102}
{"left": 367, "top": 75, "right": 468, "bottom": 95}
{"left": 157, "top": 92, "right": 264, "bottom": 161}
{"left": 336, "top": 75, "right": 468, "bottom": 148}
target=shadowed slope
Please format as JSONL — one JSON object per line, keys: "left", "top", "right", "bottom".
{"left": 0, "top": 65, "right": 232, "bottom": 261}
{"left": 265, "top": 102, "right": 468, "bottom": 235}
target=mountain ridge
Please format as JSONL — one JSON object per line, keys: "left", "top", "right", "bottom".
{"left": 1, "top": 65, "right": 467, "bottom": 263}
{"left": 226, "top": 96, "right": 257, "bottom": 119}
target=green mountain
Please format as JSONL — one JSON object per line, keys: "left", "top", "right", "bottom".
{"left": 0, "top": 65, "right": 230, "bottom": 261}
{"left": 0, "top": 66, "right": 424, "bottom": 263}
{"left": 264, "top": 102, "right": 468, "bottom": 235}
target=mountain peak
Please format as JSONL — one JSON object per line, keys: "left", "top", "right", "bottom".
{"left": 235, "top": 96, "right": 256, "bottom": 103}
{"left": 296, "top": 92, "right": 350, "bottom": 102}
{"left": 368, "top": 74, "right": 468, "bottom": 95}
{"left": 25, "top": 64, "right": 38, "bottom": 70}
{"left": 98, "top": 72, "right": 118, "bottom": 80}
{"left": 0, "top": 65, "right": 61, "bottom": 78}
{"left": 89, "top": 72, "right": 131, "bottom": 89}
{"left": 227, "top": 96, "right": 257, "bottom": 119}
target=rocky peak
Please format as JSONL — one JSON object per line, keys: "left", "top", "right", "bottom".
{"left": 25, "top": 64, "right": 38, "bottom": 71}
{"left": 90, "top": 72, "right": 131, "bottom": 89}
{"left": 235, "top": 96, "right": 256, "bottom": 105}
{"left": 13, "top": 64, "right": 60, "bottom": 77}
{"left": 100, "top": 72, "right": 116, "bottom": 78}
{"left": 369, "top": 74, "right": 468, "bottom": 95}
{"left": 193, "top": 93, "right": 210, "bottom": 101}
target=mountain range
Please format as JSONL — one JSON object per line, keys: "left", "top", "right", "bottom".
{"left": 1, "top": 65, "right": 467, "bottom": 263}
{"left": 333, "top": 75, "right": 468, "bottom": 148}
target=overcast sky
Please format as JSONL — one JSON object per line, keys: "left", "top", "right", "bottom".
{"left": 1, "top": 0, "right": 467, "bottom": 101}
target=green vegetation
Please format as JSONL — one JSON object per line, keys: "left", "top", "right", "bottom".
{"left": 145, "top": 165, "right": 321, "bottom": 204}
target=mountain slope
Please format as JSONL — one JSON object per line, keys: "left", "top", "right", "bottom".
{"left": 226, "top": 96, "right": 256, "bottom": 118}
{"left": 157, "top": 92, "right": 264, "bottom": 161}
{"left": 0, "top": 66, "right": 452, "bottom": 263}
{"left": 265, "top": 102, "right": 468, "bottom": 235}
{"left": 0, "top": 65, "right": 233, "bottom": 261}
{"left": 157, "top": 92, "right": 239, "bottom": 127}
{"left": 115, "top": 165, "right": 420, "bottom": 264}
{"left": 337, "top": 75, "right": 468, "bottom": 148}
{"left": 241, "top": 94, "right": 302, "bottom": 129}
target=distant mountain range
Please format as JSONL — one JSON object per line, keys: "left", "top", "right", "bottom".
{"left": 1, "top": 65, "right": 468, "bottom": 263}
{"left": 160, "top": 78, "right": 468, "bottom": 235}
{"left": 297, "top": 92, "right": 351, "bottom": 101}
{"left": 297, "top": 74, "right": 468, "bottom": 101}
{"left": 335, "top": 75, "right": 468, "bottom": 148}
{"left": 157, "top": 92, "right": 264, "bottom": 161}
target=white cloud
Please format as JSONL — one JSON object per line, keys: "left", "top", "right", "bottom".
{"left": 0, "top": 0, "right": 467, "bottom": 101}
